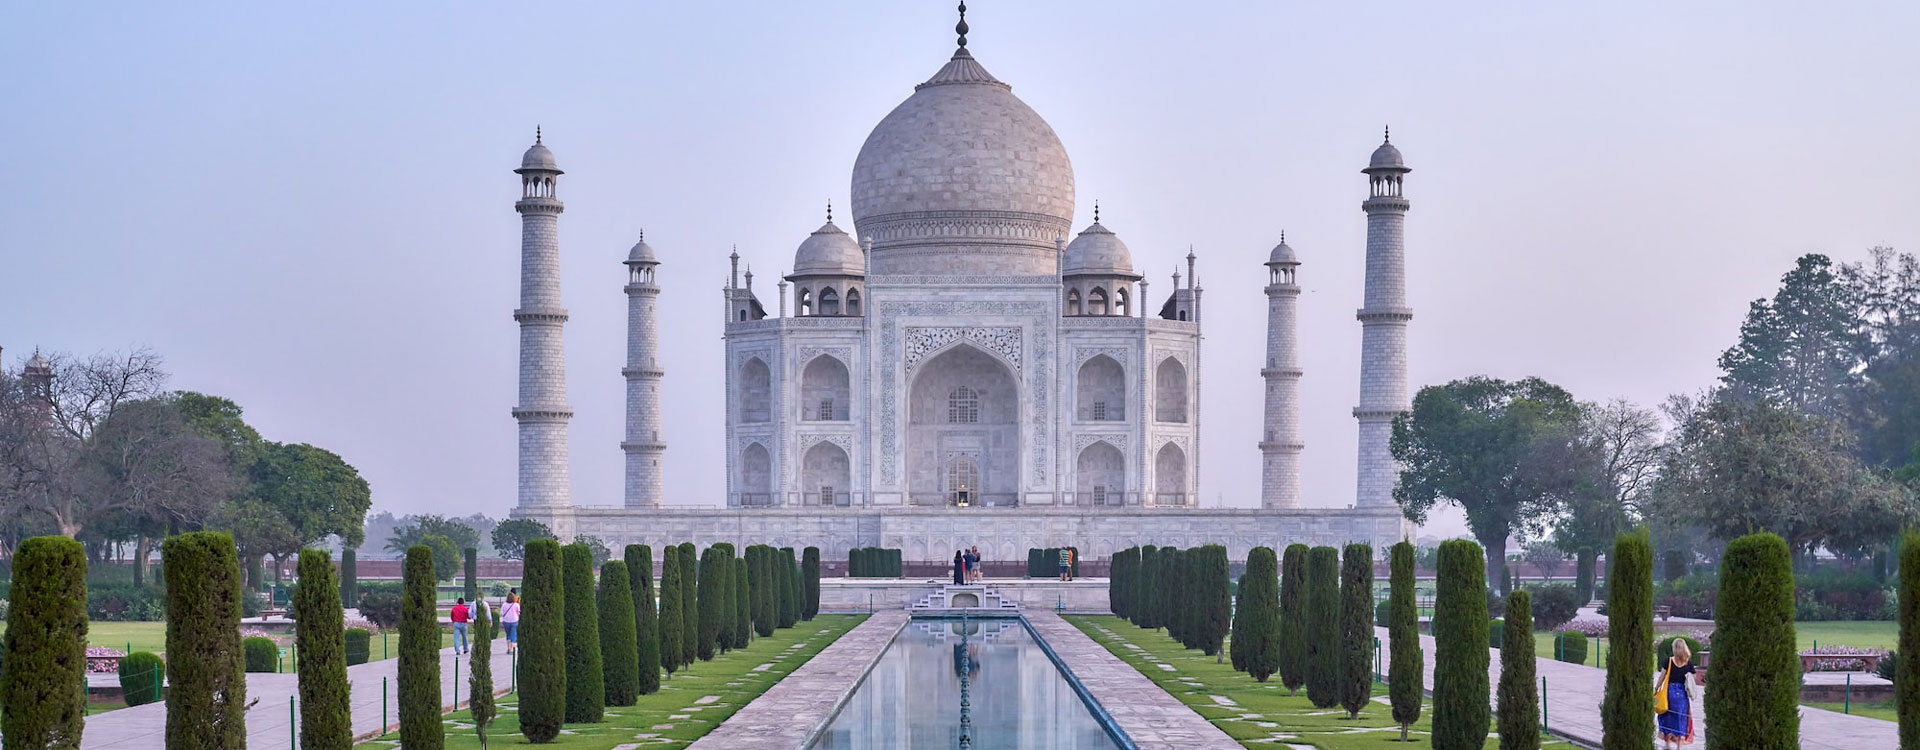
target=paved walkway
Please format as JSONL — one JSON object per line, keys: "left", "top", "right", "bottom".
{"left": 80, "top": 645, "right": 515, "bottom": 749}
{"left": 1027, "top": 610, "right": 1240, "bottom": 750}
{"left": 688, "top": 610, "right": 907, "bottom": 750}
{"left": 1384, "top": 626, "right": 1896, "bottom": 750}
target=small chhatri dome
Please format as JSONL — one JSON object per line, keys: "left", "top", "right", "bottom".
{"left": 1063, "top": 219, "right": 1138, "bottom": 277}
{"left": 1268, "top": 232, "right": 1299, "bottom": 265}
{"left": 25, "top": 350, "right": 49, "bottom": 371}
{"left": 518, "top": 126, "right": 561, "bottom": 173}
{"left": 627, "top": 230, "right": 657, "bottom": 264}
{"left": 1367, "top": 126, "right": 1406, "bottom": 171}
{"left": 791, "top": 220, "right": 866, "bottom": 277}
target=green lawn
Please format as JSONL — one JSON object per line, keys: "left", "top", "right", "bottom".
{"left": 1069, "top": 616, "right": 1574, "bottom": 749}
{"left": 1526, "top": 620, "right": 1901, "bottom": 668}
{"left": 355, "top": 614, "right": 867, "bottom": 750}
{"left": 1806, "top": 700, "right": 1898, "bottom": 722}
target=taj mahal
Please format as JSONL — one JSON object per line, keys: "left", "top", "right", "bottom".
{"left": 508, "top": 9, "right": 1412, "bottom": 562}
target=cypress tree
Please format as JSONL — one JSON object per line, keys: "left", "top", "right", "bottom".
{"left": 1498, "top": 589, "right": 1539, "bottom": 750}
{"left": 1305, "top": 545, "right": 1341, "bottom": 708}
{"left": 1160, "top": 547, "right": 1184, "bottom": 638}
{"left": 784, "top": 548, "right": 802, "bottom": 628}
{"left": 676, "top": 542, "right": 697, "bottom": 668}
{"left": 1230, "top": 570, "right": 1248, "bottom": 671}
{"left": 1600, "top": 530, "right": 1653, "bottom": 750}
{"left": 696, "top": 548, "right": 726, "bottom": 659}
{"left": 1240, "top": 546, "right": 1282, "bottom": 682}
{"left": 773, "top": 548, "right": 792, "bottom": 628}
{"left": 1278, "top": 543, "right": 1309, "bottom": 695}
{"left": 1197, "top": 545, "right": 1231, "bottom": 659}
{"left": 294, "top": 549, "right": 351, "bottom": 750}
{"left": 341, "top": 547, "right": 358, "bottom": 610}
{"left": 1902, "top": 532, "right": 1920, "bottom": 749}
{"left": 470, "top": 595, "right": 496, "bottom": 749}
{"left": 400, "top": 545, "right": 444, "bottom": 750}
{"left": 712, "top": 544, "right": 739, "bottom": 651}
{"left": 518, "top": 538, "right": 565, "bottom": 743}
{"left": 1340, "top": 543, "right": 1375, "bottom": 719}
{"left": 3, "top": 535, "right": 87, "bottom": 750}
{"left": 163, "top": 531, "right": 246, "bottom": 749}
{"left": 1112, "top": 547, "right": 1133, "bottom": 620}
{"left": 803, "top": 546, "right": 821, "bottom": 620}
{"left": 788, "top": 550, "right": 805, "bottom": 625}
{"left": 598, "top": 560, "right": 638, "bottom": 706}
{"left": 464, "top": 546, "right": 479, "bottom": 602}
{"left": 1433, "top": 538, "right": 1489, "bottom": 750}
{"left": 562, "top": 543, "right": 605, "bottom": 723}
{"left": 658, "top": 545, "right": 684, "bottom": 677}
{"left": 733, "top": 557, "right": 751, "bottom": 646}
{"left": 1706, "top": 532, "right": 1799, "bottom": 749}
{"left": 752, "top": 546, "right": 776, "bottom": 637}
{"left": 1574, "top": 550, "right": 1595, "bottom": 604}
{"left": 1135, "top": 545, "right": 1158, "bottom": 629}
{"left": 625, "top": 544, "right": 661, "bottom": 695}
{"left": 1388, "top": 541, "right": 1423, "bottom": 741}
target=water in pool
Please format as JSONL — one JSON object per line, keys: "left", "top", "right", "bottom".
{"left": 810, "top": 618, "right": 1122, "bottom": 749}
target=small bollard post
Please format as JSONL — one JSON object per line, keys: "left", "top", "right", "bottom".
{"left": 1845, "top": 673, "right": 1851, "bottom": 714}
{"left": 1374, "top": 637, "right": 1382, "bottom": 682}
{"left": 381, "top": 677, "right": 388, "bottom": 736}
{"left": 289, "top": 695, "right": 296, "bottom": 749}
{"left": 1540, "top": 676, "right": 1548, "bottom": 734}
{"left": 454, "top": 654, "right": 461, "bottom": 709}
{"left": 512, "top": 649, "right": 518, "bottom": 693}
{"left": 384, "top": 631, "right": 389, "bottom": 660}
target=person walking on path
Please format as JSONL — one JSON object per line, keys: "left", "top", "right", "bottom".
{"left": 1656, "top": 639, "right": 1697, "bottom": 747}
{"left": 499, "top": 591, "right": 522, "bottom": 654}
{"left": 451, "top": 597, "right": 472, "bottom": 655}
{"left": 953, "top": 550, "right": 966, "bottom": 585}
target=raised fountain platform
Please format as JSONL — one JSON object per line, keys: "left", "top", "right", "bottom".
{"left": 819, "top": 578, "right": 1110, "bottom": 613}
{"left": 907, "top": 585, "right": 1021, "bottom": 615}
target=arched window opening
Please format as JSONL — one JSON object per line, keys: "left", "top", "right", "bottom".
{"left": 946, "top": 455, "right": 980, "bottom": 506}
{"left": 1088, "top": 287, "right": 1109, "bottom": 316}
{"left": 740, "top": 442, "right": 773, "bottom": 507}
{"left": 796, "top": 288, "right": 812, "bottom": 316}
{"left": 1155, "top": 357, "right": 1189, "bottom": 423}
{"left": 738, "top": 310, "right": 747, "bottom": 321}
{"left": 740, "top": 357, "right": 772, "bottom": 423}
{"left": 1076, "top": 441, "right": 1125, "bottom": 506}
{"left": 1076, "top": 354, "right": 1125, "bottom": 422}
{"left": 1115, "top": 288, "right": 1130, "bottom": 317}
{"left": 802, "top": 441, "right": 851, "bottom": 507}
{"left": 819, "top": 287, "right": 840, "bottom": 316}
{"left": 948, "top": 386, "right": 980, "bottom": 424}
{"left": 1066, "top": 289, "right": 1081, "bottom": 316}
{"left": 846, "top": 289, "right": 862, "bottom": 316}
{"left": 801, "top": 355, "right": 851, "bottom": 421}
{"left": 1154, "top": 442, "right": 1189, "bottom": 506}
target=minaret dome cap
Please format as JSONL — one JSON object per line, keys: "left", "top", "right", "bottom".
{"left": 1365, "top": 128, "right": 1408, "bottom": 173}
{"left": 516, "top": 128, "right": 562, "bottom": 174}
{"left": 626, "top": 232, "right": 658, "bottom": 264}
{"left": 790, "top": 220, "right": 866, "bottom": 277}
{"left": 1268, "top": 236, "right": 1299, "bottom": 265}
{"left": 1063, "top": 220, "right": 1139, "bottom": 277}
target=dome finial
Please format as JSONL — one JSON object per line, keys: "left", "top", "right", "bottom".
{"left": 536, "top": 124, "right": 543, "bottom": 145}
{"left": 1093, "top": 200, "right": 1100, "bottom": 224}
{"left": 1383, "top": 125, "right": 1390, "bottom": 144}
{"left": 826, "top": 200, "right": 833, "bottom": 223}
{"left": 1281, "top": 229, "right": 1286, "bottom": 243}
{"left": 956, "top": 2, "right": 969, "bottom": 49}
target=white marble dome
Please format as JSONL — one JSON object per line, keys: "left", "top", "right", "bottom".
{"left": 519, "top": 141, "right": 560, "bottom": 173}
{"left": 1268, "top": 237, "right": 1298, "bottom": 264}
{"left": 1063, "top": 221, "right": 1138, "bottom": 277}
{"left": 1368, "top": 139, "right": 1406, "bottom": 171}
{"left": 849, "top": 48, "right": 1075, "bottom": 275}
{"left": 791, "top": 220, "right": 865, "bottom": 276}
{"left": 627, "top": 232, "right": 657, "bottom": 263}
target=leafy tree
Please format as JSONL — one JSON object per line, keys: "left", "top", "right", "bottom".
{"left": 1238, "top": 547, "right": 1281, "bottom": 682}
{"left": 81, "top": 395, "right": 231, "bottom": 583}
{"left": 678, "top": 542, "right": 698, "bottom": 666}
{"left": 491, "top": 519, "right": 555, "bottom": 561}
{"left": 695, "top": 547, "right": 727, "bottom": 660}
{"left": 400, "top": 546, "right": 444, "bottom": 750}
{"left": 1278, "top": 543, "right": 1309, "bottom": 695}
{"left": 1339, "top": 543, "right": 1374, "bottom": 719}
{"left": 1706, "top": 533, "right": 1800, "bottom": 749}
{"left": 469, "top": 597, "right": 495, "bottom": 749}
{"left": 1553, "top": 399, "right": 1661, "bottom": 597}
{"left": 658, "top": 545, "right": 685, "bottom": 675}
{"left": 802, "top": 546, "right": 821, "bottom": 620}
{"left": 218, "top": 441, "right": 372, "bottom": 590}
{"left": 4, "top": 349, "right": 168, "bottom": 538}
{"left": 386, "top": 514, "right": 479, "bottom": 557}
{"left": 345, "top": 628, "right": 370, "bottom": 666}
{"left": 1304, "top": 546, "right": 1340, "bottom": 708}
{"left": 418, "top": 533, "right": 461, "bottom": 583}
{"left": 561, "top": 543, "right": 604, "bottom": 723}
{"left": 1600, "top": 530, "right": 1653, "bottom": 750}
{"left": 624, "top": 544, "right": 661, "bottom": 695}
{"left": 1901, "top": 531, "right": 1920, "bottom": 748}
{"left": 1719, "top": 253, "right": 1869, "bottom": 418}
{"left": 1388, "top": 541, "right": 1423, "bottom": 741}
{"left": 1498, "top": 590, "right": 1539, "bottom": 750}
{"left": 294, "top": 549, "right": 350, "bottom": 750}
{"left": 2, "top": 536, "right": 87, "bottom": 749}
{"left": 597, "top": 560, "right": 638, "bottom": 706}
{"left": 163, "top": 531, "right": 246, "bottom": 748}
{"left": 574, "top": 534, "right": 611, "bottom": 566}
{"left": 518, "top": 538, "right": 565, "bottom": 743}
{"left": 1393, "top": 376, "right": 1585, "bottom": 589}
{"left": 1433, "top": 538, "right": 1489, "bottom": 750}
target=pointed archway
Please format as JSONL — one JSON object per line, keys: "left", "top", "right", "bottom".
{"left": 906, "top": 343, "right": 1019, "bottom": 506}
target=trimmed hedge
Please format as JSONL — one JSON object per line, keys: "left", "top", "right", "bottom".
{"left": 562, "top": 543, "right": 605, "bottom": 723}
{"left": 294, "top": 548, "right": 351, "bottom": 750}
{"left": 802, "top": 547, "right": 821, "bottom": 620}
{"left": 695, "top": 548, "right": 726, "bottom": 660}
{"left": 1902, "top": 532, "right": 1920, "bottom": 748}
{"left": 1304, "top": 546, "right": 1340, "bottom": 709}
{"left": 1529, "top": 583, "right": 1583, "bottom": 632}
{"left": 733, "top": 557, "right": 751, "bottom": 646}
{"left": 1489, "top": 619, "right": 1504, "bottom": 650}
{"left": 625, "top": 544, "right": 661, "bottom": 695}
{"left": 1657, "top": 635, "right": 1704, "bottom": 669}
{"left": 598, "top": 560, "right": 638, "bottom": 706}
{"left": 787, "top": 549, "right": 804, "bottom": 627}
{"left": 119, "top": 651, "right": 165, "bottom": 707}
{"left": 163, "top": 531, "right": 246, "bottom": 748}
{"left": 848, "top": 547, "right": 903, "bottom": 578}
{"left": 751, "top": 546, "right": 775, "bottom": 637}
{"left": 1553, "top": 631, "right": 1588, "bottom": 665}
{"left": 1278, "top": 543, "right": 1309, "bottom": 695}
{"left": 345, "top": 628, "right": 371, "bottom": 666}
{"left": 712, "top": 543, "right": 739, "bottom": 652}
{"left": 1498, "top": 590, "right": 1539, "bottom": 750}
{"left": 1026, "top": 547, "right": 1081, "bottom": 578}
{"left": 1388, "top": 541, "right": 1423, "bottom": 741}
{"left": 3, "top": 535, "right": 88, "bottom": 747}
{"left": 1135, "top": 545, "right": 1159, "bottom": 629}
{"left": 775, "top": 548, "right": 796, "bottom": 629}
{"left": 658, "top": 545, "right": 685, "bottom": 676}
{"left": 1600, "top": 530, "right": 1654, "bottom": 750}
{"left": 1706, "top": 532, "right": 1799, "bottom": 749}
{"left": 1239, "top": 547, "right": 1281, "bottom": 682}
{"left": 399, "top": 546, "right": 443, "bottom": 749}
{"left": 1195, "top": 545, "right": 1231, "bottom": 658}
{"left": 1434, "top": 538, "right": 1489, "bottom": 750}
{"left": 1339, "top": 544, "right": 1374, "bottom": 719}
{"left": 677, "top": 542, "right": 697, "bottom": 669}
{"left": 518, "top": 538, "right": 565, "bottom": 743}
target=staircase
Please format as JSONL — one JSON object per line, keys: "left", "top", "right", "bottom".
{"left": 909, "top": 584, "right": 1021, "bottom": 614}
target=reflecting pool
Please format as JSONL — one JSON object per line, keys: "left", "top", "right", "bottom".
{"left": 810, "top": 618, "right": 1123, "bottom": 749}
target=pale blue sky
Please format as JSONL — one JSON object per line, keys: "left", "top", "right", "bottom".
{"left": 4, "top": 2, "right": 1916, "bottom": 535}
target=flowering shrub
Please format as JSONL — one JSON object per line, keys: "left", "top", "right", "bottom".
{"left": 1566, "top": 619, "right": 1610, "bottom": 638}
{"left": 1802, "top": 644, "right": 1883, "bottom": 672}
{"left": 342, "top": 616, "right": 381, "bottom": 634}
{"left": 84, "top": 647, "right": 126, "bottom": 673}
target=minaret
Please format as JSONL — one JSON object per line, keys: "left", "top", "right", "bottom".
{"left": 1354, "top": 128, "right": 1412, "bottom": 508}
{"left": 622, "top": 231, "right": 665, "bottom": 508}
{"left": 1260, "top": 234, "right": 1303, "bottom": 509}
{"left": 512, "top": 128, "right": 573, "bottom": 511}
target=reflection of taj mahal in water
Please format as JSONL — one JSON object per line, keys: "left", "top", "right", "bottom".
{"left": 508, "top": 9, "right": 1411, "bottom": 560}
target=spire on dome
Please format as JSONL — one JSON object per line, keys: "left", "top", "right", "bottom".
{"left": 536, "top": 124, "right": 543, "bottom": 145}
{"left": 956, "top": 2, "right": 969, "bottom": 49}
{"left": 1383, "top": 125, "right": 1389, "bottom": 143}
{"left": 826, "top": 201, "right": 833, "bottom": 224}
{"left": 1093, "top": 200, "right": 1100, "bottom": 223}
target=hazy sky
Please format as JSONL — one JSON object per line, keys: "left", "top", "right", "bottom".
{"left": 4, "top": 2, "right": 1916, "bottom": 536}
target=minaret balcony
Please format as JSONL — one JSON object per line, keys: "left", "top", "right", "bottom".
{"left": 1257, "top": 441, "right": 1306, "bottom": 452}
{"left": 511, "top": 407, "right": 575, "bottom": 421}
{"left": 620, "top": 440, "right": 668, "bottom": 451}
{"left": 1354, "top": 307, "right": 1414, "bottom": 323}
{"left": 1361, "top": 196, "right": 1410, "bottom": 212}
{"left": 514, "top": 308, "right": 571, "bottom": 324}
{"left": 1352, "top": 407, "right": 1408, "bottom": 420}
{"left": 621, "top": 366, "right": 666, "bottom": 378}
{"left": 1259, "top": 367, "right": 1304, "bottom": 378}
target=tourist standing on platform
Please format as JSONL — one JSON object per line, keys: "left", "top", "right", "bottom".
{"left": 500, "top": 591, "right": 522, "bottom": 654}
{"left": 1656, "top": 639, "right": 1697, "bottom": 747}
{"left": 971, "top": 546, "right": 983, "bottom": 582}
{"left": 953, "top": 551, "right": 966, "bottom": 585}
{"left": 1058, "top": 548, "right": 1073, "bottom": 581}
{"left": 451, "top": 597, "right": 472, "bottom": 655}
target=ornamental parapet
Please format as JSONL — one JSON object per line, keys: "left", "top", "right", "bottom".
{"left": 1361, "top": 196, "right": 1410, "bottom": 212}
{"left": 1258, "top": 441, "right": 1306, "bottom": 452}
{"left": 1259, "top": 367, "right": 1304, "bottom": 378}
{"left": 511, "top": 407, "right": 575, "bottom": 421}
{"left": 623, "top": 284, "right": 661, "bottom": 295}
{"left": 621, "top": 366, "right": 666, "bottom": 378}
{"left": 1354, "top": 307, "right": 1414, "bottom": 323}
{"left": 1351, "top": 407, "right": 1408, "bottom": 420}
{"left": 514, "top": 197, "right": 565, "bottom": 214}
{"left": 514, "top": 308, "right": 571, "bottom": 324}
{"left": 620, "top": 441, "right": 668, "bottom": 451}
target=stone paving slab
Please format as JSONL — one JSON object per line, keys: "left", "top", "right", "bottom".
{"left": 79, "top": 644, "right": 514, "bottom": 749}
{"left": 1025, "top": 610, "right": 1240, "bottom": 750}
{"left": 687, "top": 610, "right": 905, "bottom": 750}
{"left": 1381, "top": 625, "right": 1895, "bottom": 750}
